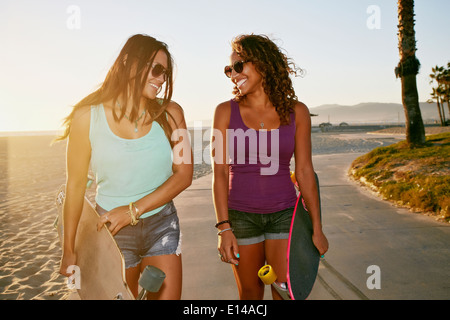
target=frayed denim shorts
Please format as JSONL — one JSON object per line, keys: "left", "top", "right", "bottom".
{"left": 228, "top": 207, "right": 294, "bottom": 246}
{"left": 98, "top": 201, "right": 181, "bottom": 269}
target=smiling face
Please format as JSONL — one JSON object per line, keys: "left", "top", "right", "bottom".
{"left": 142, "top": 49, "right": 169, "bottom": 100}
{"left": 229, "top": 51, "right": 263, "bottom": 96}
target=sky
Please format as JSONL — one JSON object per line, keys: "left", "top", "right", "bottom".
{"left": 0, "top": 0, "right": 449, "bottom": 132}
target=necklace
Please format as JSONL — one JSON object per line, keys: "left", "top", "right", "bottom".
{"left": 124, "top": 111, "right": 146, "bottom": 133}
{"left": 260, "top": 122, "right": 264, "bottom": 129}
{"left": 116, "top": 102, "right": 146, "bottom": 133}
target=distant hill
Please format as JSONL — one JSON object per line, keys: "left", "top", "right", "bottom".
{"left": 309, "top": 102, "right": 441, "bottom": 125}
{"left": 186, "top": 102, "right": 443, "bottom": 128}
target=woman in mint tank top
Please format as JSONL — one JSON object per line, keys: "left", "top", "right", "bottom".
{"left": 56, "top": 34, "right": 193, "bottom": 299}
{"left": 212, "top": 34, "right": 328, "bottom": 299}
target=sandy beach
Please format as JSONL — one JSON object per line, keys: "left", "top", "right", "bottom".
{"left": 0, "top": 126, "right": 442, "bottom": 300}
{"left": 0, "top": 135, "right": 67, "bottom": 299}
{"left": 0, "top": 130, "right": 213, "bottom": 300}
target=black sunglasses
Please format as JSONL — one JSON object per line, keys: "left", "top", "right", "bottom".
{"left": 224, "top": 60, "right": 249, "bottom": 78}
{"left": 148, "top": 63, "right": 169, "bottom": 80}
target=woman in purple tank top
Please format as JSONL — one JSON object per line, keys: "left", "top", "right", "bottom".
{"left": 212, "top": 34, "right": 328, "bottom": 300}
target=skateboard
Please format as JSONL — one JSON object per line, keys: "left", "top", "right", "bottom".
{"left": 258, "top": 172, "right": 321, "bottom": 300}
{"left": 55, "top": 185, "right": 165, "bottom": 300}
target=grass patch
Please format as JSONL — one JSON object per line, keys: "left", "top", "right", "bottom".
{"left": 349, "top": 132, "right": 450, "bottom": 222}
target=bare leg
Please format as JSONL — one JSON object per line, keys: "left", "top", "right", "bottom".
{"left": 265, "top": 239, "right": 289, "bottom": 300}
{"left": 232, "top": 242, "right": 265, "bottom": 300}
{"left": 125, "top": 265, "right": 141, "bottom": 298}
{"left": 140, "top": 254, "right": 182, "bottom": 300}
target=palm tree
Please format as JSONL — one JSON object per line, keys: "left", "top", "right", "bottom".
{"left": 395, "top": 0, "right": 426, "bottom": 146}
{"left": 442, "top": 63, "right": 450, "bottom": 116}
{"left": 429, "top": 65, "right": 448, "bottom": 126}
{"left": 428, "top": 87, "right": 445, "bottom": 126}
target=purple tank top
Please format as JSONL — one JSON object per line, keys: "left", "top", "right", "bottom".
{"left": 228, "top": 99, "right": 297, "bottom": 213}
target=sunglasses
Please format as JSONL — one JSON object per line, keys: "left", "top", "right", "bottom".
{"left": 224, "top": 60, "right": 249, "bottom": 78}
{"left": 148, "top": 63, "right": 169, "bottom": 80}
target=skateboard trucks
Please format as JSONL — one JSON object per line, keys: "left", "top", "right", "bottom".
{"left": 136, "top": 265, "right": 166, "bottom": 300}
{"left": 258, "top": 265, "right": 291, "bottom": 300}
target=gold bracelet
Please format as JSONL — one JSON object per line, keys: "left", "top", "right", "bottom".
{"left": 128, "top": 202, "right": 139, "bottom": 226}
{"left": 131, "top": 202, "right": 140, "bottom": 218}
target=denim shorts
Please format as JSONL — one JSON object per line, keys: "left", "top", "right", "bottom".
{"left": 228, "top": 207, "right": 294, "bottom": 245}
{"left": 97, "top": 201, "right": 181, "bottom": 269}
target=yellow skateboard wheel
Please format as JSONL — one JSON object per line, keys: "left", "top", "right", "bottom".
{"left": 258, "top": 265, "right": 277, "bottom": 285}
{"left": 290, "top": 171, "right": 296, "bottom": 184}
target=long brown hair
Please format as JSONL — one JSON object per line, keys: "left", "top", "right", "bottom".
{"left": 56, "top": 34, "right": 175, "bottom": 143}
{"left": 231, "top": 34, "right": 302, "bottom": 125}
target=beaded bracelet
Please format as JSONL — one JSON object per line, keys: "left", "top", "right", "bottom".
{"left": 215, "top": 220, "right": 232, "bottom": 228}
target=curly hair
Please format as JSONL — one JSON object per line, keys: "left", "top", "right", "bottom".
{"left": 231, "top": 34, "right": 302, "bottom": 125}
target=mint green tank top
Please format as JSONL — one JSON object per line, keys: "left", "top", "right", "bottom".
{"left": 89, "top": 104, "right": 173, "bottom": 219}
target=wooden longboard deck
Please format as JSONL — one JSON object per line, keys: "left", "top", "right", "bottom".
{"left": 286, "top": 174, "right": 321, "bottom": 300}
{"left": 56, "top": 185, "right": 134, "bottom": 300}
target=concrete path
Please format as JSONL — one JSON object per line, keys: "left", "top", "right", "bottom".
{"left": 176, "top": 153, "right": 450, "bottom": 300}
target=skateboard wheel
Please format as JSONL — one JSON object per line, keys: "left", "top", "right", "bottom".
{"left": 290, "top": 171, "right": 296, "bottom": 184}
{"left": 139, "top": 265, "right": 166, "bottom": 292}
{"left": 258, "top": 265, "right": 277, "bottom": 285}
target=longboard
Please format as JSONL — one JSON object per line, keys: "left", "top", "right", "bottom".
{"left": 55, "top": 185, "right": 134, "bottom": 300}
{"left": 258, "top": 172, "right": 321, "bottom": 300}
{"left": 286, "top": 172, "right": 321, "bottom": 300}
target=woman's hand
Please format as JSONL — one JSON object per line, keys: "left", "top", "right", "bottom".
{"left": 312, "top": 229, "right": 329, "bottom": 257}
{"left": 217, "top": 230, "right": 240, "bottom": 265}
{"left": 59, "top": 251, "right": 77, "bottom": 277}
{"left": 97, "top": 206, "right": 132, "bottom": 236}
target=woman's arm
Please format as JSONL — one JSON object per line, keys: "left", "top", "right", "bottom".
{"left": 212, "top": 102, "right": 230, "bottom": 229}
{"left": 60, "top": 106, "right": 92, "bottom": 276}
{"left": 135, "top": 101, "right": 193, "bottom": 211}
{"left": 293, "top": 102, "right": 329, "bottom": 256}
{"left": 212, "top": 101, "right": 239, "bottom": 265}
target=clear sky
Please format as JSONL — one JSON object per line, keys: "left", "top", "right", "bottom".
{"left": 0, "top": 0, "right": 449, "bottom": 132}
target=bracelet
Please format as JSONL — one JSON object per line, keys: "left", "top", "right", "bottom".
{"left": 128, "top": 202, "right": 139, "bottom": 226}
{"left": 126, "top": 210, "right": 138, "bottom": 226}
{"left": 130, "top": 202, "right": 140, "bottom": 218}
{"left": 217, "top": 228, "right": 233, "bottom": 235}
{"left": 215, "top": 220, "right": 232, "bottom": 228}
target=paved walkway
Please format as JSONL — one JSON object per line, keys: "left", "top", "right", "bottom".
{"left": 176, "top": 153, "right": 450, "bottom": 300}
